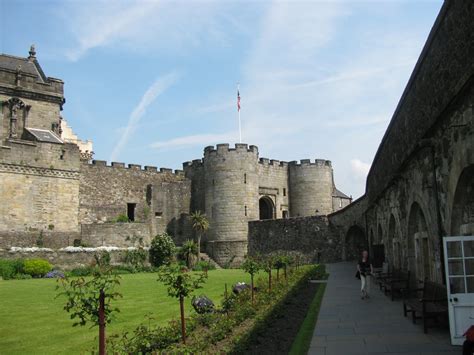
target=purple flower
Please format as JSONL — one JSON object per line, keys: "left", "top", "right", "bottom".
{"left": 44, "top": 270, "right": 65, "bottom": 279}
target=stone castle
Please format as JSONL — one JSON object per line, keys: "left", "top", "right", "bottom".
{"left": 0, "top": 46, "right": 350, "bottom": 265}
{"left": 1, "top": 0, "right": 472, "bottom": 278}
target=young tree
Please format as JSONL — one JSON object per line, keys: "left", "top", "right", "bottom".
{"left": 157, "top": 263, "right": 207, "bottom": 344}
{"left": 274, "top": 255, "right": 285, "bottom": 282}
{"left": 190, "top": 211, "right": 209, "bottom": 261}
{"left": 241, "top": 256, "right": 260, "bottom": 304}
{"left": 57, "top": 254, "right": 121, "bottom": 355}
{"left": 262, "top": 255, "right": 274, "bottom": 291}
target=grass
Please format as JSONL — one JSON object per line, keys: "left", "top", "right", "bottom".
{"left": 289, "top": 282, "right": 327, "bottom": 355}
{"left": 0, "top": 269, "right": 255, "bottom": 354}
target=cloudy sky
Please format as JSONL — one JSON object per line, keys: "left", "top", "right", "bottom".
{"left": 0, "top": 0, "right": 443, "bottom": 198}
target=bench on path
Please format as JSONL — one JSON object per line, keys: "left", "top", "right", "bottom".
{"left": 382, "top": 270, "right": 410, "bottom": 301}
{"left": 403, "top": 280, "right": 448, "bottom": 333}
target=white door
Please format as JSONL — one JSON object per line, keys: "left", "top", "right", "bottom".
{"left": 443, "top": 236, "right": 474, "bottom": 345}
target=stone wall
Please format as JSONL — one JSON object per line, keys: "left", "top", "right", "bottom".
{"left": 289, "top": 160, "right": 334, "bottom": 216}
{"left": 0, "top": 141, "right": 81, "bottom": 248}
{"left": 79, "top": 161, "right": 191, "bottom": 245}
{"left": 257, "top": 159, "right": 290, "bottom": 218}
{"left": 248, "top": 216, "right": 342, "bottom": 264}
{"left": 80, "top": 223, "right": 151, "bottom": 247}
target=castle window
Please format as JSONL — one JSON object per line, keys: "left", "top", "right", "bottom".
{"left": 59, "top": 149, "right": 65, "bottom": 160}
{"left": 244, "top": 173, "right": 247, "bottom": 184}
{"left": 155, "top": 211, "right": 163, "bottom": 218}
{"left": 282, "top": 210, "right": 289, "bottom": 219}
{"left": 245, "top": 205, "right": 247, "bottom": 216}
{"left": 127, "top": 203, "right": 136, "bottom": 222}
{"left": 339, "top": 199, "right": 343, "bottom": 208}
{"left": 283, "top": 188, "right": 286, "bottom": 196}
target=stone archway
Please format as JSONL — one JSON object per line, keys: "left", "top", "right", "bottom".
{"left": 388, "top": 214, "right": 401, "bottom": 268}
{"left": 345, "top": 225, "right": 367, "bottom": 261}
{"left": 259, "top": 196, "right": 274, "bottom": 220}
{"left": 407, "top": 202, "right": 432, "bottom": 282}
{"left": 451, "top": 165, "right": 474, "bottom": 235}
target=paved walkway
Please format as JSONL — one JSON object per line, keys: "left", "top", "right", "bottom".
{"left": 308, "top": 263, "right": 460, "bottom": 355}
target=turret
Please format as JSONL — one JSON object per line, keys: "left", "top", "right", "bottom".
{"left": 289, "top": 159, "right": 334, "bottom": 216}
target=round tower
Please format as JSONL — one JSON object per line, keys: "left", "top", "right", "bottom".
{"left": 203, "top": 143, "right": 259, "bottom": 266}
{"left": 288, "top": 159, "right": 334, "bottom": 217}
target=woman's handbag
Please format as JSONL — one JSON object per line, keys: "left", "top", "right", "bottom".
{"left": 355, "top": 270, "right": 361, "bottom": 279}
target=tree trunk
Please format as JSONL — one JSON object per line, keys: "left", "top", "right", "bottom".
{"left": 251, "top": 275, "right": 254, "bottom": 305}
{"left": 197, "top": 233, "right": 201, "bottom": 261}
{"left": 268, "top": 269, "right": 272, "bottom": 291}
{"left": 179, "top": 296, "right": 186, "bottom": 344}
{"left": 99, "top": 289, "right": 106, "bottom": 355}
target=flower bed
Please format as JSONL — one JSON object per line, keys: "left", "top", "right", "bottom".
{"left": 105, "top": 264, "right": 322, "bottom": 353}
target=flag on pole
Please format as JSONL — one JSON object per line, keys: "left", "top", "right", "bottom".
{"left": 237, "top": 89, "right": 241, "bottom": 111}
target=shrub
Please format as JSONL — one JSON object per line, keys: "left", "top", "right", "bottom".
{"left": 192, "top": 261, "right": 216, "bottom": 272}
{"left": 0, "top": 259, "right": 25, "bottom": 280}
{"left": 115, "top": 214, "right": 129, "bottom": 223}
{"left": 122, "top": 248, "right": 147, "bottom": 269}
{"left": 68, "top": 266, "right": 96, "bottom": 277}
{"left": 23, "top": 258, "right": 52, "bottom": 277}
{"left": 149, "top": 233, "right": 176, "bottom": 267}
{"left": 178, "top": 240, "right": 198, "bottom": 268}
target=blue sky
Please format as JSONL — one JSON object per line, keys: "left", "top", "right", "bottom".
{"left": 0, "top": 0, "right": 443, "bottom": 198}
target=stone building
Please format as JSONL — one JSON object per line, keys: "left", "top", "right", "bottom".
{"left": 0, "top": 46, "right": 350, "bottom": 265}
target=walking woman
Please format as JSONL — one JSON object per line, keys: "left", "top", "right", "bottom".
{"left": 357, "top": 250, "right": 373, "bottom": 299}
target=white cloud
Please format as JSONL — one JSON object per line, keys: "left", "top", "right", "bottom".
{"left": 61, "top": 0, "right": 240, "bottom": 61}
{"left": 150, "top": 131, "right": 236, "bottom": 151}
{"left": 350, "top": 159, "right": 371, "bottom": 180}
{"left": 110, "top": 71, "right": 180, "bottom": 161}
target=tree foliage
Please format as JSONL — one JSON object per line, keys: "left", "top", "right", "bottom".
{"left": 149, "top": 233, "right": 176, "bottom": 267}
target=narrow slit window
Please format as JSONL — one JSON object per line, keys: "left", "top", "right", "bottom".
{"left": 245, "top": 205, "right": 248, "bottom": 216}
{"left": 244, "top": 173, "right": 247, "bottom": 184}
{"left": 283, "top": 188, "right": 286, "bottom": 196}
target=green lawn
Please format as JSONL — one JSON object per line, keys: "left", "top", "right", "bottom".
{"left": 0, "top": 269, "right": 254, "bottom": 354}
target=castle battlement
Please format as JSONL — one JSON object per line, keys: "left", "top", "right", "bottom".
{"left": 258, "top": 158, "right": 289, "bottom": 167}
{"left": 89, "top": 160, "right": 184, "bottom": 176}
{"left": 203, "top": 143, "right": 258, "bottom": 157}
{"left": 288, "top": 159, "right": 332, "bottom": 167}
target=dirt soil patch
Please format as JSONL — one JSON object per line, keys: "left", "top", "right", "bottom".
{"left": 237, "top": 282, "right": 320, "bottom": 355}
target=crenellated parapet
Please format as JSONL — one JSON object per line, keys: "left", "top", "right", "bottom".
{"left": 88, "top": 160, "right": 185, "bottom": 176}
{"left": 203, "top": 143, "right": 259, "bottom": 158}
{"left": 288, "top": 159, "right": 332, "bottom": 167}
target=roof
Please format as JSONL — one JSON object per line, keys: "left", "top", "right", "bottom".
{"left": 25, "top": 128, "right": 63, "bottom": 144}
{"left": 0, "top": 53, "right": 47, "bottom": 83}
{"left": 333, "top": 188, "right": 350, "bottom": 199}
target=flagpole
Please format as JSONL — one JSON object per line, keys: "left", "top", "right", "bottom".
{"left": 238, "top": 83, "right": 242, "bottom": 143}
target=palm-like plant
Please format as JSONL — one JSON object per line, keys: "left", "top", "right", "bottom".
{"left": 190, "top": 210, "right": 209, "bottom": 260}
{"left": 181, "top": 240, "right": 198, "bottom": 269}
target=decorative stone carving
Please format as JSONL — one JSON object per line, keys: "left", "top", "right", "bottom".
{"left": 8, "top": 98, "right": 25, "bottom": 138}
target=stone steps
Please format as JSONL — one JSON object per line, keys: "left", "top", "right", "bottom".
{"left": 199, "top": 252, "right": 222, "bottom": 269}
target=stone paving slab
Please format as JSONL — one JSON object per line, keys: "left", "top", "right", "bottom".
{"left": 308, "top": 262, "right": 460, "bottom": 354}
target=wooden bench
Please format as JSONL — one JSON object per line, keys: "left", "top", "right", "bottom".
{"left": 403, "top": 280, "right": 448, "bottom": 333}
{"left": 382, "top": 270, "right": 410, "bottom": 301}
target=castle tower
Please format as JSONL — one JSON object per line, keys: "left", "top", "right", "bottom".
{"left": 202, "top": 143, "right": 259, "bottom": 265}
{"left": 289, "top": 159, "right": 334, "bottom": 217}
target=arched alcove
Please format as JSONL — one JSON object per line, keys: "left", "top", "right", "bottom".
{"left": 345, "top": 225, "right": 367, "bottom": 261}
{"left": 259, "top": 196, "right": 274, "bottom": 220}
{"left": 407, "top": 202, "right": 431, "bottom": 282}
{"left": 451, "top": 165, "right": 474, "bottom": 235}
{"left": 388, "top": 214, "right": 401, "bottom": 268}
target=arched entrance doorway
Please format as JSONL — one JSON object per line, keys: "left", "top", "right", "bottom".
{"left": 407, "top": 202, "right": 432, "bottom": 282}
{"left": 451, "top": 165, "right": 474, "bottom": 235}
{"left": 345, "top": 225, "right": 367, "bottom": 261}
{"left": 259, "top": 196, "right": 274, "bottom": 220}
